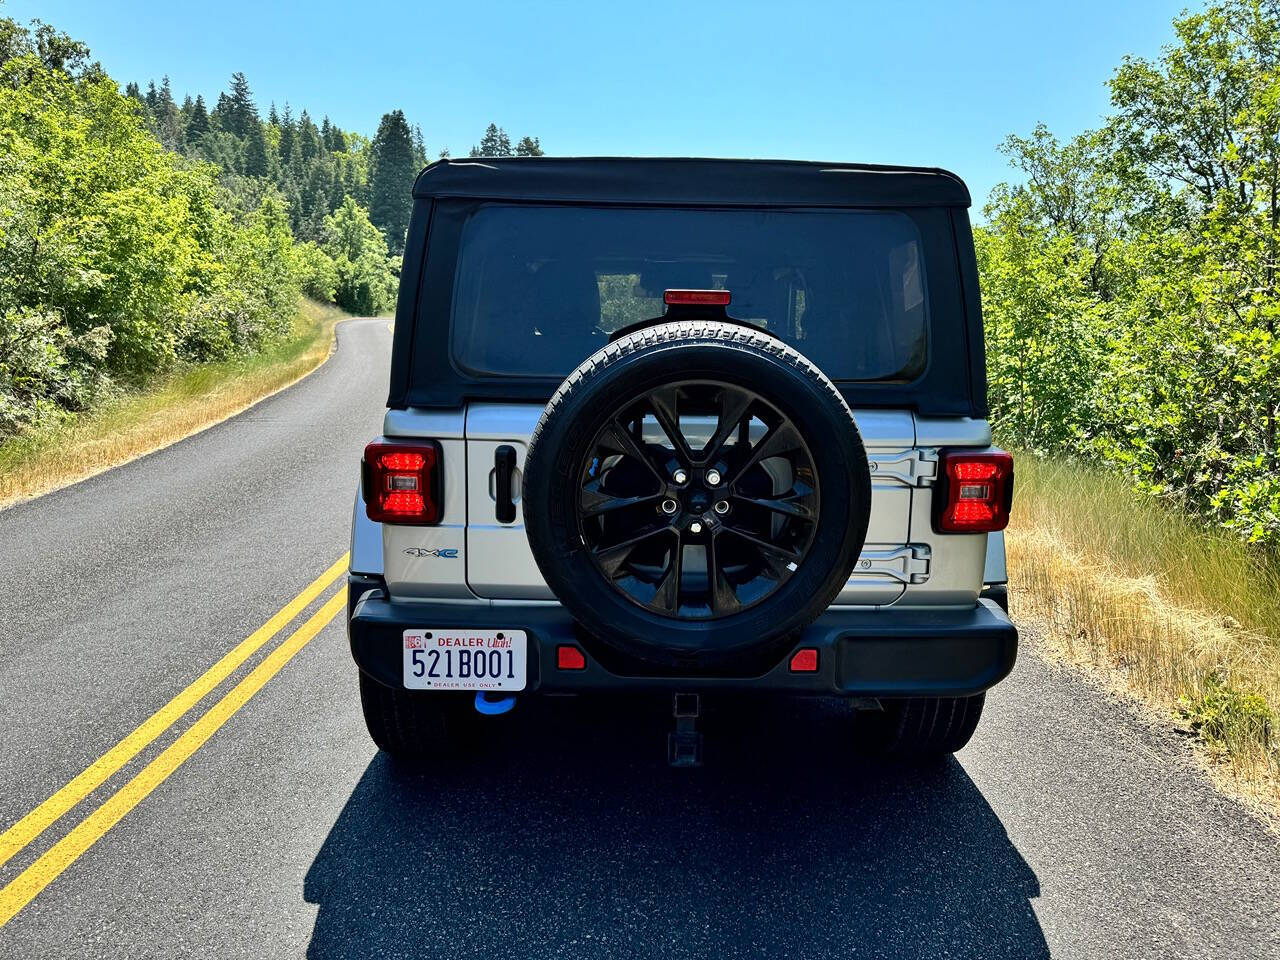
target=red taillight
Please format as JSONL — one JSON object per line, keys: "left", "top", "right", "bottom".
{"left": 556, "top": 645, "right": 586, "bottom": 670}
{"left": 363, "top": 439, "right": 442, "bottom": 525}
{"left": 933, "top": 450, "right": 1014, "bottom": 533}
{"left": 789, "top": 648, "right": 819, "bottom": 673}
{"left": 664, "top": 289, "right": 731, "bottom": 306}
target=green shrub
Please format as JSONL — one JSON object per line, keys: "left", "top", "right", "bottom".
{"left": 323, "top": 197, "right": 397, "bottom": 315}
{"left": 0, "top": 20, "right": 307, "bottom": 441}
{"left": 980, "top": 0, "right": 1280, "bottom": 552}
{"left": 292, "top": 241, "right": 339, "bottom": 304}
{"left": 1181, "top": 672, "right": 1275, "bottom": 754}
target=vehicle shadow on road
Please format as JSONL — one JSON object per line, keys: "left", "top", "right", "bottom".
{"left": 304, "top": 695, "right": 1048, "bottom": 959}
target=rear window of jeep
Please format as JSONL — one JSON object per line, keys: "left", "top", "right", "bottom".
{"left": 450, "top": 204, "right": 929, "bottom": 381}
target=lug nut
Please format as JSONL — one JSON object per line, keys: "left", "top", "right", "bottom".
{"left": 672, "top": 469, "right": 688, "bottom": 484}
{"left": 688, "top": 520, "right": 704, "bottom": 534}
{"left": 705, "top": 469, "right": 722, "bottom": 486}
{"left": 661, "top": 498, "right": 679, "bottom": 515}
{"left": 714, "top": 500, "right": 730, "bottom": 515}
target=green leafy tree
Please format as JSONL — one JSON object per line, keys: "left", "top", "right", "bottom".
{"left": 980, "top": 0, "right": 1280, "bottom": 548}
{"left": 0, "top": 16, "right": 302, "bottom": 438}
{"left": 322, "top": 196, "right": 397, "bottom": 314}
{"left": 515, "top": 135, "right": 543, "bottom": 157}
{"left": 292, "top": 241, "right": 338, "bottom": 302}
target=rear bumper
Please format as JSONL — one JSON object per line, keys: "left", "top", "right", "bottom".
{"left": 346, "top": 575, "right": 1018, "bottom": 698}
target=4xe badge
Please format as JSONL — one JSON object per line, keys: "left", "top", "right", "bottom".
{"left": 404, "top": 547, "right": 459, "bottom": 559}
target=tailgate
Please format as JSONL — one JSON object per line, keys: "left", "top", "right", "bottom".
{"left": 464, "top": 404, "right": 921, "bottom": 605}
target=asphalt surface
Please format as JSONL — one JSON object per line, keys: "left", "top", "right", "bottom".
{"left": 1, "top": 316, "right": 1278, "bottom": 959}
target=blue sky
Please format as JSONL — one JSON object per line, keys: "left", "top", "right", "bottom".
{"left": 13, "top": 0, "right": 1188, "bottom": 209}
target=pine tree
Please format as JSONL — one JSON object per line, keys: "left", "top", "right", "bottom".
{"left": 225, "top": 72, "right": 257, "bottom": 137}
{"left": 187, "top": 94, "right": 210, "bottom": 142}
{"left": 369, "top": 109, "right": 417, "bottom": 256}
{"left": 328, "top": 124, "right": 347, "bottom": 152}
{"left": 282, "top": 172, "right": 304, "bottom": 233}
{"left": 327, "top": 162, "right": 344, "bottom": 212}
{"left": 470, "top": 123, "right": 512, "bottom": 157}
{"left": 278, "top": 104, "right": 295, "bottom": 166}
{"left": 413, "top": 124, "right": 427, "bottom": 168}
{"left": 125, "top": 81, "right": 142, "bottom": 102}
{"left": 301, "top": 160, "right": 332, "bottom": 214}
{"left": 149, "top": 76, "right": 183, "bottom": 151}
{"left": 343, "top": 161, "right": 359, "bottom": 203}
{"left": 243, "top": 120, "right": 270, "bottom": 177}
{"left": 268, "top": 102, "right": 280, "bottom": 126}
{"left": 304, "top": 192, "right": 329, "bottom": 243}
{"left": 212, "top": 91, "right": 232, "bottom": 132}
{"left": 298, "top": 110, "right": 320, "bottom": 162}
{"left": 515, "top": 135, "right": 543, "bottom": 157}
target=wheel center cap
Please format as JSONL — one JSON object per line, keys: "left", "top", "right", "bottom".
{"left": 687, "top": 489, "right": 711, "bottom": 514}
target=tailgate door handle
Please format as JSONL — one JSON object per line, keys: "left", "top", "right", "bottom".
{"left": 494, "top": 445, "right": 517, "bottom": 524}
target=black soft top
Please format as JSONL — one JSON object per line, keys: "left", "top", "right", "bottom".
{"left": 390, "top": 158, "right": 988, "bottom": 417}
{"left": 412, "top": 157, "right": 971, "bottom": 208}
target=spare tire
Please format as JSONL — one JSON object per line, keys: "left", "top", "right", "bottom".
{"left": 522, "top": 320, "right": 871, "bottom": 669}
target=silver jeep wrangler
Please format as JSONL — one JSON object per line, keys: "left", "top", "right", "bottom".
{"left": 348, "top": 157, "right": 1016, "bottom": 765}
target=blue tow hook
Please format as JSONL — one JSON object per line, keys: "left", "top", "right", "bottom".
{"left": 474, "top": 691, "right": 516, "bottom": 715}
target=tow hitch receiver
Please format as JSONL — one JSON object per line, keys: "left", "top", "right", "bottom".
{"left": 668, "top": 693, "right": 703, "bottom": 767}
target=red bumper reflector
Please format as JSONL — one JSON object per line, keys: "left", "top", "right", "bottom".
{"left": 664, "top": 289, "right": 731, "bottom": 306}
{"left": 789, "top": 648, "right": 819, "bottom": 673}
{"left": 556, "top": 645, "right": 586, "bottom": 670}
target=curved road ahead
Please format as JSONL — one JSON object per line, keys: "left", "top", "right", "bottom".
{"left": 0, "top": 318, "right": 1277, "bottom": 959}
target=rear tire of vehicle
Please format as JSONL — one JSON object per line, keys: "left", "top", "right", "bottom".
{"left": 357, "top": 673, "right": 478, "bottom": 765}
{"left": 980, "top": 584, "right": 1009, "bottom": 613}
{"left": 858, "top": 694, "right": 986, "bottom": 758}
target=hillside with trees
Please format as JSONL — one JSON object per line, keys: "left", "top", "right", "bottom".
{"left": 0, "top": 12, "right": 541, "bottom": 444}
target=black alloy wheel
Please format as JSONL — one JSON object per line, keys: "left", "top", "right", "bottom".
{"left": 578, "top": 381, "right": 820, "bottom": 619}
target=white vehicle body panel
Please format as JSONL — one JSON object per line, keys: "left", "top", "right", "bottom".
{"left": 367, "top": 403, "right": 1001, "bottom": 610}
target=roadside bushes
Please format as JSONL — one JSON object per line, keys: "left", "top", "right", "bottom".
{"left": 292, "top": 242, "right": 339, "bottom": 304}
{"left": 0, "top": 26, "right": 297, "bottom": 439}
{"left": 979, "top": 0, "right": 1280, "bottom": 552}
{"left": 323, "top": 197, "right": 399, "bottom": 316}
{"left": 0, "top": 17, "right": 399, "bottom": 444}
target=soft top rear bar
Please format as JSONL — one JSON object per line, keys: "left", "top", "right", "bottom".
{"left": 412, "top": 157, "right": 972, "bottom": 208}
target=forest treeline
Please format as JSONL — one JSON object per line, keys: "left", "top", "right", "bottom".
{"left": 0, "top": 14, "right": 540, "bottom": 443}
{"left": 979, "top": 0, "right": 1280, "bottom": 551}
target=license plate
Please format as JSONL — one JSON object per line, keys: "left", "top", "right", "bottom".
{"left": 402, "top": 629, "right": 527, "bottom": 691}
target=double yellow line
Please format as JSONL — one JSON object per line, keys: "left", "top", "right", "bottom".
{"left": 0, "top": 553, "right": 351, "bottom": 927}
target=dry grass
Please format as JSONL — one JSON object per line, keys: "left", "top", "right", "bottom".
{"left": 0, "top": 298, "right": 350, "bottom": 511}
{"left": 1007, "top": 455, "right": 1280, "bottom": 819}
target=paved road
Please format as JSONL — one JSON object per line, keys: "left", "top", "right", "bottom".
{"left": 1, "top": 317, "right": 1278, "bottom": 959}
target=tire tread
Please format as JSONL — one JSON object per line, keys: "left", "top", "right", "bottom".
{"left": 867, "top": 694, "right": 985, "bottom": 757}
{"left": 358, "top": 673, "right": 470, "bottom": 762}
